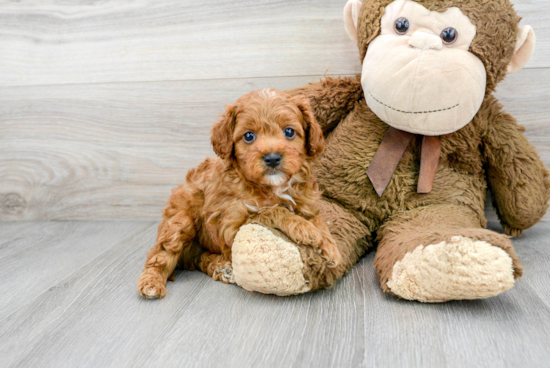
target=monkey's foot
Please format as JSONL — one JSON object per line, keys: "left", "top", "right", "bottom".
{"left": 387, "top": 236, "right": 516, "bottom": 302}
{"left": 231, "top": 224, "right": 311, "bottom": 296}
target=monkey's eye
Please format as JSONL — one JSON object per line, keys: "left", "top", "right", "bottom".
{"left": 243, "top": 131, "right": 256, "bottom": 143}
{"left": 441, "top": 27, "right": 458, "bottom": 45}
{"left": 284, "top": 127, "right": 296, "bottom": 139}
{"left": 394, "top": 17, "right": 409, "bottom": 35}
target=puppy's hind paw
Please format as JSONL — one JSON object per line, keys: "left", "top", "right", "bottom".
{"left": 214, "top": 266, "right": 236, "bottom": 284}
{"left": 222, "top": 268, "right": 236, "bottom": 284}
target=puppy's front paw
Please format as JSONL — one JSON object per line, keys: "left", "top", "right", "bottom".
{"left": 138, "top": 272, "right": 167, "bottom": 299}
{"left": 289, "top": 221, "right": 324, "bottom": 248}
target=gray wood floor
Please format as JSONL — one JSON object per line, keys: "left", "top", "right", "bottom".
{"left": 1, "top": 221, "right": 549, "bottom": 368}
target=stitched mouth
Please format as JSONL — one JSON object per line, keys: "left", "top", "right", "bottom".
{"left": 369, "top": 92, "right": 459, "bottom": 114}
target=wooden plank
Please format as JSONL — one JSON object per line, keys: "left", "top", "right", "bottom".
{"left": 0, "top": 221, "right": 549, "bottom": 368}
{"left": 1, "top": 69, "right": 549, "bottom": 221}
{"left": 0, "top": 222, "right": 40, "bottom": 246}
{"left": 0, "top": 0, "right": 546, "bottom": 87}
{"left": 0, "top": 221, "right": 155, "bottom": 319}
{"left": 0, "top": 0, "right": 360, "bottom": 87}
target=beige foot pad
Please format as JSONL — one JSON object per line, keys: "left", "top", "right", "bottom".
{"left": 387, "top": 236, "right": 515, "bottom": 302}
{"left": 232, "top": 224, "right": 311, "bottom": 296}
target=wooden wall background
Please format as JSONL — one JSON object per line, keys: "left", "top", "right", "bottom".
{"left": 0, "top": 0, "right": 548, "bottom": 221}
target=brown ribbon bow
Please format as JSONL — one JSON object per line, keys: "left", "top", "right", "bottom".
{"left": 366, "top": 127, "right": 441, "bottom": 197}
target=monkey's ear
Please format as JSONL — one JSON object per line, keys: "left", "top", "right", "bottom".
{"left": 211, "top": 105, "right": 236, "bottom": 160}
{"left": 507, "top": 25, "right": 536, "bottom": 74}
{"left": 343, "top": 0, "right": 362, "bottom": 42}
{"left": 291, "top": 95, "right": 324, "bottom": 158}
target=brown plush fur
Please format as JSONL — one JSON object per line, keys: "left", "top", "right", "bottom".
{"left": 137, "top": 89, "right": 340, "bottom": 299}
{"left": 282, "top": 0, "right": 550, "bottom": 295}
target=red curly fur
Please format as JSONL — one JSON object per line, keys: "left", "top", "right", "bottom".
{"left": 137, "top": 89, "right": 340, "bottom": 299}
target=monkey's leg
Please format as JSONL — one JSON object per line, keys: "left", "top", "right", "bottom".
{"left": 374, "top": 204, "right": 522, "bottom": 302}
{"left": 232, "top": 197, "right": 372, "bottom": 295}
{"left": 137, "top": 211, "right": 196, "bottom": 299}
{"left": 307, "top": 198, "right": 373, "bottom": 289}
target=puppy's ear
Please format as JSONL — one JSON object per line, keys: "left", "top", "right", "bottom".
{"left": 291, "top": 95, "right": 325, "bottom": 158}
{"left": 211, "top": 104, "right": 237, "bottom": 160}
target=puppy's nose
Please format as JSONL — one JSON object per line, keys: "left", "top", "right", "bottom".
{"left": 263, "top": 153, "right": 282, "bottom": 168}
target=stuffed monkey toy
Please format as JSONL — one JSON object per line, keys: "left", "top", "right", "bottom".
{"left": 231, "top": 0, "right": 550, "bottom": 302}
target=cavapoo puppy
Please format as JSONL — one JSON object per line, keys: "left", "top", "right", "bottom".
{"left": 137, "top": 88, "right": 340, "bottom": 299}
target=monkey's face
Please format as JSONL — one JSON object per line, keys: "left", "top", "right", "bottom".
{"left": 360, "top": 0, "right": 486, "bottom": 136}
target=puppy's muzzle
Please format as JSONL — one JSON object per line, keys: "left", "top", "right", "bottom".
{"left": 263, "top": 153, "right": 282, "bottom": 168}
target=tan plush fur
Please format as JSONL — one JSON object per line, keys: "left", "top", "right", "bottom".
{"left": 387, "top": 236, "right": 516, "bottom": 302}
{"left": 232, "top": 224, "right": 311, "bottom": 296}
{"left": 137, "top": 89, "right": 339, "bottom": 299}
{"left": 234, "top": 0, "right": 549, "bottom": 301}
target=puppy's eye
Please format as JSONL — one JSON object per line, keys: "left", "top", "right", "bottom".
{"left": 243, "top": 131, "right": 256, "bottom": 144}
{"left": 284, "top": 127, "right": 296, "bottom": 139}
{"left": 394, "top": 17, "right": 409, "bottom": 35}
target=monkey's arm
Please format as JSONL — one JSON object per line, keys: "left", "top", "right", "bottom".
{"left": 481, "top": 97, "right": 550, "bottom": 236}
{"left": 287, "top": 76, "right": 364, "bottom": 135}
